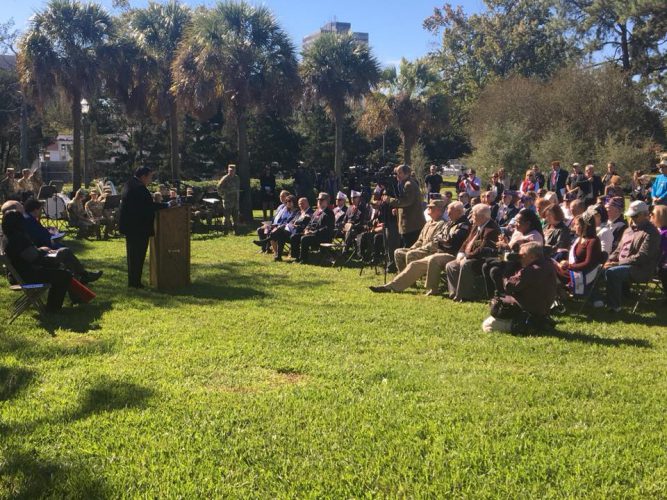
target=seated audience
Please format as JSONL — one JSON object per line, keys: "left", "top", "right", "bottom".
{"left": 332, "top": 191, "right": 348, "bottom": 237}
{"left": 599, "top": 201, "right": 660, "bottom": 311}
{"left": 273, "top": 197, "right": 312, "bottom": 260}
{"left": 446, "top": 203, "right": 500, "bottom": 301}
{"left": 604, "top": 197, "right": 628, "bottom": 253}
{"left": 394, "top": 201, "right": 446, "bottom": 272}
{"left": 85, "top": 190, "right": 112, "bottom": 239}
{"left": 369, "top": 201, "right": 469, "bottom": 295}
{"left": 543, "top": 204, "right": 572, "bottom": 260}
{"left": 22, "top": 198, "right": 102, "bottom": 284}
{"left": 342, "top": 191, "right": 370, "bottom": 253}
{"left": 557, "top": 214, "right": 604, "bottom": 295}
{"left": 291, "top": 193, "right": 334, "bottom": 263}
{"left": 650, "top": 205, "right": 667, "bottom": 303}
{"left": 264, "top": 195, "right": 298, "bottom": 261}
{"left": 67, "top": 189, "right": 100, "bottom": 238}
{"left": 496, "top": 191, "right": 519, "bottom": 228}
{"left": 482, "top": 190, "right": 499, "bottom": 221}
{"left": 482, "top": 208, "right": 544, "bottom": 296}
{"left": 255, "top": 190, "right": 291, "bottom": 253}
{"left": 2, "top": 210, "right": 73, "bottom": 311}
{"left": 484, "top": 242, "right": 559, "bottom": 332}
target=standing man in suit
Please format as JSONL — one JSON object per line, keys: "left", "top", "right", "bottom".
{"left": 547, "top": 161, "right": 568, "bottom": 202}
{"left": 445, "top": 203, "right": 500, "bottom": 301}
{"left": 119, "top": 166, "right": 169, "bottom": 289}
{"left": 576, "top": 164, "right": 604, "bottom": 207}
{"left": 385, "top": 164, "right": 425, "bottom": 248}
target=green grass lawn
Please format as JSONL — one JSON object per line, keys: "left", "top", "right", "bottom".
{"left": 1, "top": 231, "right": 666, "bottom": 497}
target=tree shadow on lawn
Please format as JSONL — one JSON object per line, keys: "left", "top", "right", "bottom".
{"left": 507, "top": 327, "right": 652, "bottom": 348}
{"left": 0, "top": 446, "right": 110, "bottom": 499}
{"left": 0, "top": 365, "right": 35, "bottom": 402}
{"left": 70, "top": 378, "right": 155, "bottom": 421}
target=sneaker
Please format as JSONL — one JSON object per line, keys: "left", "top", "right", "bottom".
{"left": 592, "top": 300, "right": 605, "bottom": 308}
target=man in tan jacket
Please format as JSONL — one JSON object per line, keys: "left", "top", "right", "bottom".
{"left": 393, "top": 199, "right": 445, "bottom": 272}
{"left": 385, "top": 164, "right": 425, "bottom": 248}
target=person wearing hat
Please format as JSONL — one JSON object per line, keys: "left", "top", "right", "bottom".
{"left": 342, "top": 190, "right": 370, "bottom": 253}
{"left": 217, "top": 164, "right": 241, "bottom": 235}
{"left": 332, "top": 191, "right": 348, "bottom": 237}
{"left": 651, "top": 160, "right": 667, "bottom": 206}
{"left": 370, "top": 200, "right": 461, "bottom": 294}
{"left": 291, "top": 192, "right": 334, "bottom": 263}
{"left": 85, "top": 189, "right": 113, "bottom": 240}
{"left": 547, "top": 161, "right": 568, "bottom": 202}
{"left": 390, "top": 198, "right": 446, "bottom": 273}
{"left": 385, "top": 164, "right": 425, "bottom": 248}
{"left": 598, "top": 200, "right": 661, "bottom": 311}
{"left": 603, "top": 197, "right": 628, "bottom": 253}
{"left": 0, "top": 167, "right": 18, "bottom": 203}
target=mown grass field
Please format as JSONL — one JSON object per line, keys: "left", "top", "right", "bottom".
{"left": 1, "top": 230, "right": 666, "bottom": 498}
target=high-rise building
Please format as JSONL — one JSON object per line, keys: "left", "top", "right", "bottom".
{"left": 302, "top": 21, "right": 369, "bottom": 51}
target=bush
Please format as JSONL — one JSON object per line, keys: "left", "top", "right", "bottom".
{"left": 465, "top": 121, "right": 532, "bottom": 181}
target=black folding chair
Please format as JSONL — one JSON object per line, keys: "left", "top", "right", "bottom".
{"left": 0, "top": 252, "right": 50, "bottom": 325}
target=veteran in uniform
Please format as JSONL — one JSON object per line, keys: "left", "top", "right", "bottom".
{"left": 217, "top": 164, "right": 241, "bottom": 234}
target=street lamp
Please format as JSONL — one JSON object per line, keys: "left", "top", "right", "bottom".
{"left": 81, "top": 98, "right": 90, "bottom": 188}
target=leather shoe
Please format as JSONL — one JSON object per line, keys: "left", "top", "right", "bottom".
{"left": 81, "top": 270, "right": 103, "bottom": 284}
{"left": 369, "top": 285, "right": 391, "bottom": 293}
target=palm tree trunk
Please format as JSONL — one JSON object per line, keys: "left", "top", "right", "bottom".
{"left": 71, "top": 95, "right": 82, "bottom": 192}
{"left": 237, "top": 110, "right": 252, "bottom": 222}
{"left": 169, "top": 100, "right": 180, "bottom": 183}
{"left": 334, "top": 108, "right": 344, "bottom": 179}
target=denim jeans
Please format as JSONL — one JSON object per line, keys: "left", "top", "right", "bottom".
{"left": 605, "top": 265, "right": 633, "bottom": 309}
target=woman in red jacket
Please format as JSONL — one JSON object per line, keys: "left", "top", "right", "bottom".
{"left": 557, "top": 214, "right": 605, "bottom": 293}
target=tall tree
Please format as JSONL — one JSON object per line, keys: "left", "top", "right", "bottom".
{"left": 358, "top": 58, "right": 448, "bottom": 166}
{"left": 424, "top": 0, "right": 578, "bottom": 108}
{"left": 127, "top": 0, "right": 191, "bottom": 182}
{"left": 300, "top": 33, "right": 380, "bottom": 178}
{"left": 172, "top": 1, "right": 300, "bottom": 221}
{"left": 18, "top": 0, "right": 116, "bottom": 191}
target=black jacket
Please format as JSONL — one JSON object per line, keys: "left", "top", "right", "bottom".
{"left": 306, "top": 207, "right": 334, "bottom": 241}
{"left": 547, "top": 168, "right": 568, "bottom": 201}
{"left": 119, "top": 177, "right": 164, "bottom": 238}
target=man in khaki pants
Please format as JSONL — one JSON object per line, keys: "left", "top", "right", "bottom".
{"left": 370, "top": 201, "right": 470, "bottom": 294}
{"left": 393, "top": 200, "right": 445, "bottom": 272}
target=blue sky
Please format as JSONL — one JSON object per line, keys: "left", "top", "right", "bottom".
{"left": 2, "top": 0, "right": 486, "bottom": 67}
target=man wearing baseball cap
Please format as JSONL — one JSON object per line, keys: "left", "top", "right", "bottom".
{"left": 598, "top": 200, "right": 661, "bottom": 311}
{"left": 651, "top": 160, "right": 667, "bottom": 206}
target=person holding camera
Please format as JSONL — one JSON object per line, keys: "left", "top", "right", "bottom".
{"left": 384, "top": 164, "right": 425, "bottom": 248}
{"left": 481, "top": 209, "right": 544, "bottom": 297}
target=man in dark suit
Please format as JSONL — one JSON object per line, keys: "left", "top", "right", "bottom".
{"left": 576, "top": 164, "right": 604, "bottom": 207}
{"left": 293, "top": 192, "right": 334, "bottom": 263}
{"left": 445, "top": 203, "right": 500, "bottom": 301}
{"left": 119, "top": 166, "right": 169, "bottom": 288}
{"left": 547, "top": 161, "right": 568, "bottom": 202}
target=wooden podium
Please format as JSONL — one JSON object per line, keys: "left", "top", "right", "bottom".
{"left": 150, "top": 206, "right": 191, "bottom": 290}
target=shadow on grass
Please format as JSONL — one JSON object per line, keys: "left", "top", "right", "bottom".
{"left": 0, "top": 447, "right": 110, "bottom": 499}
{"left": 39, "top": 300, "right": 114, "bottom": 336}
{"left": 71, "top": 379, "right": 154, "bottom": 421}
{"left": 509, "top": 328, "right": 652, "bottom": 348}
{"left": 0, "top": 365, "right": 35, "bottom": 401}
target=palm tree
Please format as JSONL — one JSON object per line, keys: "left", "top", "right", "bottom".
{"left": 126, "top": 1, "right": 191, "bottom": 182}
{"left": 300, "top": 33, "right": 380, "bottom": 178}
{"left": 172, "top": 1, "right": 299, "bottom": 221}
{"left": 18, "top": 0, "right": 115, "bottom": 191}
{"left": 358, "top": 58, "right": 448, "bottom": 166}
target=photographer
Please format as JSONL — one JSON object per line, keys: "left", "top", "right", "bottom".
{"left": 483, "top": 242, "right": 558, "bottom": 333}
{"left": 482, "top": 209, "right": 544, "bottom": 297}
{"left": 384, "top": 164, "right": 425, "bottom": 248}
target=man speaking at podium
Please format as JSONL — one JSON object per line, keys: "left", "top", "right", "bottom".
{"left": 118, "top": 166, "right": 171, "bottom": 288}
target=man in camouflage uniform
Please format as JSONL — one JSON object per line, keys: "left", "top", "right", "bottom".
{"left": 217, "top": 164, "right": 241, "bottom": 234}
{"left": 0, "top": 168, "right": 18, "bottom": 203}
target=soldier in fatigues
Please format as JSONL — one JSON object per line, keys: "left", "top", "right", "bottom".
{"left": 0, "top": 168, "right": 19, "bottom": 203}
{"left": 217, "top": 164, "right": 241, "bottom": 234}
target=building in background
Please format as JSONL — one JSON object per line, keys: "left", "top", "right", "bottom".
{"left": 303, "top": 21, "right": 369, "bottom": 51}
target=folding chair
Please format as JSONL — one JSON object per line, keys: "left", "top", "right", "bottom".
{"left": 574, "top": 264, "right": 604, "bottom": 314}
{"left": 0, "top": 252, "right": 50, "bottom": 324}
{"left": 631, "top": 272, "right": 663, "bottom": 314}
